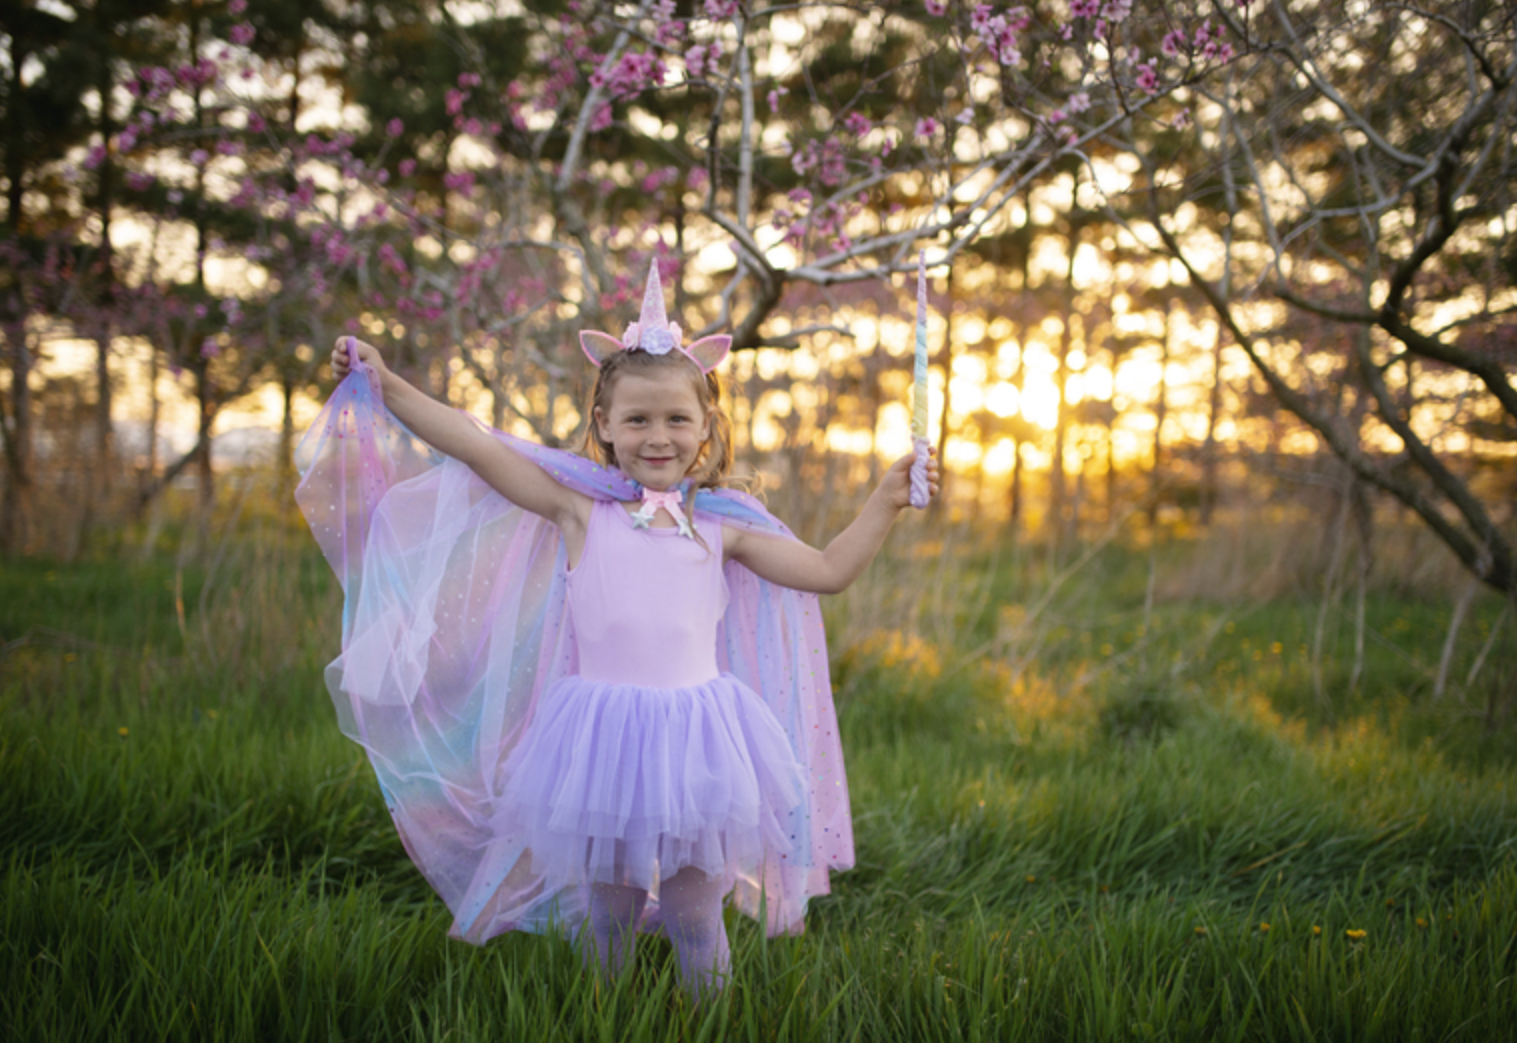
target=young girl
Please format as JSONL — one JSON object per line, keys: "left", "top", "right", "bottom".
{"left": 296, "top": 265, "right": 937, "bottom": 995}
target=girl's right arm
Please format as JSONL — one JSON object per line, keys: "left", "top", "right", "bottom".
{"left": 331, "top": 338, "right": 591, "bottom": 545}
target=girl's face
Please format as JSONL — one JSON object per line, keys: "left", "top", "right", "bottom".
{"left": 594, "top": 369, "right": 711, "bottom": 490}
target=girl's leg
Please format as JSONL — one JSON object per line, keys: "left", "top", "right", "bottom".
{"left": 583, "top": 882, "right": 647, "bottom": 977}
{"left": 659, "top": 867, "right": 730, "bottom": 997}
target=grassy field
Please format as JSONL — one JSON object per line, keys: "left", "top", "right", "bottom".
{"left": 2, "top": 508, "right": 1515, "bottom": 1042}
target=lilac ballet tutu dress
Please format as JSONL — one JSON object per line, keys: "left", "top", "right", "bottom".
{"left": 495, "top": 499, "right": 805, "bottom": 893}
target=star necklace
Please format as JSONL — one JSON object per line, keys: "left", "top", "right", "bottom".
{"left": 630, "top": 485, "right": 695, "bottom": 538}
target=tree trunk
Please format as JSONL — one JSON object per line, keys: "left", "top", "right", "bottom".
{"left": 93, "top": 55, "right": 116, "bottom": 498}
{"left": 1148, "top": 297, "right": 1171, "bottom": 527}
{"left": 279, "top": 372, "right": 296, "bottom": 482}
{"left": 0, "top": 321, "right": 33, "bottom": 553}
{"left": 1049, "top": 237, "right": 1077, "bottom": 541}
{"left": 1200, "top": 327, "right": 1223, "bottom": 525}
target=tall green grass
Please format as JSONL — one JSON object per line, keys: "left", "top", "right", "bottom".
{"left": 3, "top": 512, "right": 1515, "bottom": 1041}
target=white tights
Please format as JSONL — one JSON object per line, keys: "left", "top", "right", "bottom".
{"left": 581, "top": 868, "right": 730, "bottom": 996}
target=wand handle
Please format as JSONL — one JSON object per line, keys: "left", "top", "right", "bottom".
{"left": 909, "top": 436, "right": 930, "bottom": 509}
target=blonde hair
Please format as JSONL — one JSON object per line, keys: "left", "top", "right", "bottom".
{"left": 581, "top": 349, "right": 734, "bottom": 491}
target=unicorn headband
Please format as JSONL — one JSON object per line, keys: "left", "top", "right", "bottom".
{"left": 579, "top": 263, "right": 731, "bottom": 374}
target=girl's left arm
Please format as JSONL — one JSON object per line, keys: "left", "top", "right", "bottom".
{"left": 725, "top": 449, "right": 938, "bottom": 595}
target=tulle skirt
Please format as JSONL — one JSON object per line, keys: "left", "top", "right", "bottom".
{"left": 495, "top": 673, "right": 807, "bottom": 894}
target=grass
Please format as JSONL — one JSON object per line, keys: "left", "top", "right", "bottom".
{"left": 2, "top": 506, "right": 1515, "bottom": 1041}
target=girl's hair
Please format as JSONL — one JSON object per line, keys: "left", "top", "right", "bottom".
{"left": 582, "top": 349, "right": 734, "bottom": 490}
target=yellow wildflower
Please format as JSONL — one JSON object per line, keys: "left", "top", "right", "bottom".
{"left": 1345, "top": 929, "right": 1367, "bottom": 941}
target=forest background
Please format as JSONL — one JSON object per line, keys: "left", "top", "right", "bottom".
{"left": 3, "top": 1, "right": 1517, "bottom": 1040}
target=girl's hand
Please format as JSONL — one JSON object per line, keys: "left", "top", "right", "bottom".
{"left": 879, "top": 445, "right": 939, "bottom": 511}
{"left": 330, "top": 337, "right": 387, "bottom": 381}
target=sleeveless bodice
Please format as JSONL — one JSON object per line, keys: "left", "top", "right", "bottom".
{"left": 567, "top": 498, "right": 729, "bottom": 688}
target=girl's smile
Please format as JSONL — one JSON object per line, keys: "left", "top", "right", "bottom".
{"left": 594, "top": 370, "right": 711, "bottom": 491}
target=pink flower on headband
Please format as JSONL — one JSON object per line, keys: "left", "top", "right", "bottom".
{"left": 580, "top": 264, "right": 731, "bottom": 373}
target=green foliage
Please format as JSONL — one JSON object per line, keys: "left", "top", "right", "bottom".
{"left": 3, "top": 531, "right": 1515, "bottom": 1041}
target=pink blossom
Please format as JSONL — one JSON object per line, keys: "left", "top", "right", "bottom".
{"left": 924, "top": 0, "right": 947, "bottom": 15}
{"left": 589, "top": 104, "right": 613, "bottom": 132}
{"left": 817, "top": 137, "right": 846, "bottom": 186}
{"left": 767, "top": 88, "right": 784, "bottom": 113}
{"left": 1068, "top": 91, "right": 1090, "bottom": 114}
{"left": 398, "top": 158, "right": 417, "bottom": 177}
{"left": 1102, "top": 0, "right": 1132, "bottom": 22}
{"left": 1194, "top": 20, "right": 1212, "bottom": 46}
{"left": 642, "top": 166, "right": 680, "bottom": 193}
{"left": 444, "top": 170, "right": 476, "bottom": 193}
{"left": 686, "top": 42, "right": 720, "bottom": 81}
{"left": 1204, "top": 40, "right": 1235, "bottom": 63}
{"left": 125, "top": 171, "right": 154, "bottom": 191}
{"left": 1135, "top": 60, "right": 1160, "bottom": 93}
{"left": 247, "top": 112, "right": 267, "bottom": 134}
{"left": 1070, "top": 0, "right": 1099, "bottom": 17}
{"left": 191, "top": 148, "right": 210, "bottom": 166}
{"left": 446, "top": 89, "right": 468, "bottom": 116}
{"left": 229, "top": 22, "right": 255, "bottom": 46}
{"left": 1172, "top": 108, "right": 1192, "bottom": 128}
{"left": 704, "top": 0, "right": 740, "bottom": 19}
{"left": 386, "top": 117, "right": 405, "bottom": 138}
{"left": 914, "top": 117, "right": 940, "bottom": 140}
{"left": 117, "top": 130, "right": 137, "bottom": 151}
{"left": 790, "top": 139, "right": 817, "bottom": 176}
{"left": 229, "top": 0, "right": 248, "bottom": 13}
{"left": 843, "top": 111, "right": 873, "bottom": 136}
{"left": 1161, "top": 29, "right": 1186, "bottom": 58}
{"left": 787, "top": 187, "right": 812, "bottom": 206}
{"left": 201, "top": 338, "right": 220, "bottom": 358}
{"left": 1048, "top": 108, "right": 1066, "bottom": 124}
{"left": 458, "top": 72, "right": 482, "bottom": 88}
{"left": 955, "top": 107, "right": 974, "bottom": 124}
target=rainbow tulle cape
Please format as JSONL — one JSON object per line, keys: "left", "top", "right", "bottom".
{"left": 294, "top": 367, "right": 852, "bottom": 941}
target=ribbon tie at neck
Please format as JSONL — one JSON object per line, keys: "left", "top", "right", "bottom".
{"left": 631, "top": 487, "right": 696, "bottom": 539}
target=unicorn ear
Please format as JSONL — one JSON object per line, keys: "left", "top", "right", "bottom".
{"left": 580, "top": 331, "right": 625, "bottom": 368}
{"left": 683, "top": 334, "right": 731, "bottom": 373}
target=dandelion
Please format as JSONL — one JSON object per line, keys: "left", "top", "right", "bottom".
{"left": 1312, "top": 925, "right": 1322, "bottom": 936}
{"left": 1258, "top": 922, "right": 1270, "bottom": 933}
{"left": 1025, "top": 875, "right": 1037, "bottom": 884}
{"left": 1345, "top": 928, "right": 1367, "bottom": 941}
{"left": 1270, "top": 641, "right": 1283, "bottom": 655}
{"left": 1194, "top": 926, "right": 1207, "bottom": 937}
{"left": 1416, "top": 917, "right": 1427, "bottom": 929}
{"left": 1385, "top": 898, "right": 1396, "bottom": 908}
{"left": 118, "top": 727, "right": 129, "bottom": 738}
